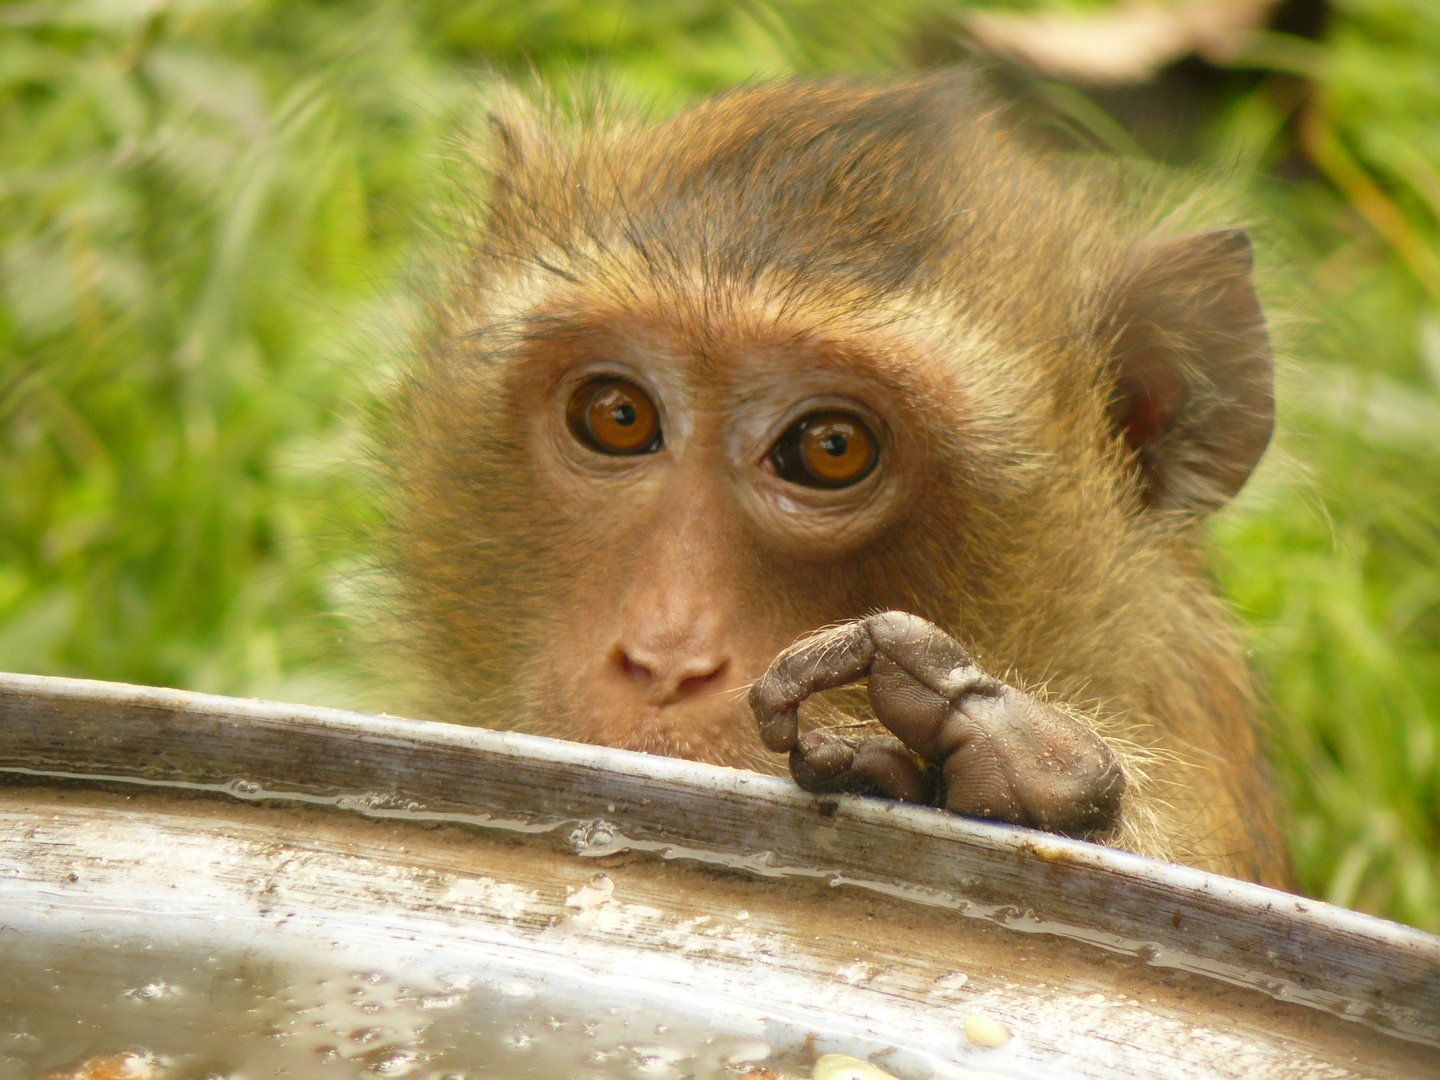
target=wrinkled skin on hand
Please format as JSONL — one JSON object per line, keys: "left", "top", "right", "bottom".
{"left": 749, "top": 612, "right": 1125, "bottom": 837}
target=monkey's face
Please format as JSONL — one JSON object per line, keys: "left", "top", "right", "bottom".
{"left": 469, "top": 306, "right": 955, "bottom": 770}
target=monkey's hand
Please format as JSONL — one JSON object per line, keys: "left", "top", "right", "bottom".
{"left": 749, "top": 612, "right": 1125, "bottom": 837}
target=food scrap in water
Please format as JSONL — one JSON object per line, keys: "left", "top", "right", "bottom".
{"left": 44, "top": 1054, "right": 166, "bottom": 1080}
{"left": 964, "top": 1012, "right": 1012, "bottom": 1048}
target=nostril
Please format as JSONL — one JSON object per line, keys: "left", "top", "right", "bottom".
{"left": 677, "top": 661, "right": 727, "bottom": 698}
{"left": 616, "top": 649, "right": 653, "bottom": 682}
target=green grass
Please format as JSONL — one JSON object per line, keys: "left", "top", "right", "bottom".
{"left": 2, "top": 0, "right": 1437, "bottom": 930}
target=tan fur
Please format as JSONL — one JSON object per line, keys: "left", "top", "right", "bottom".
{"left": 380, "top": 72, "right": 1292, "bottom": 889}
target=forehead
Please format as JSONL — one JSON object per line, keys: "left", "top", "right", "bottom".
{"left": 483, "top": 76, "right": 1130, "bottom": 349}
{"left": 512, "top": 270, "right": 971, "bottom": 408}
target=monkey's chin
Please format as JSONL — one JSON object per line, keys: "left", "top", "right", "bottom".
{"left": 608, "top": 728, "right": 783, "bottom": 774}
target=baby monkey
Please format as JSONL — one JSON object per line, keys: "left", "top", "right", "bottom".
{"left": 388, "top": 70, "right": 1290, "bottom": 887}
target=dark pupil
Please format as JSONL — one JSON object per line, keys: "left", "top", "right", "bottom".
{"left": 821, "top": 434, "right": 848, "bottom": 457}
{"left": 612, "top": 403, "right": 637, "bottom": 427}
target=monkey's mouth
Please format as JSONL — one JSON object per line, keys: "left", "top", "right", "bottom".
{"left": 534, "top": 672, "right": 779, "bottom": 774}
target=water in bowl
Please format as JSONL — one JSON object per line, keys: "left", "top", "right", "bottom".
{"left": 0, "top": 939, "right": 816, "bottom": 1080}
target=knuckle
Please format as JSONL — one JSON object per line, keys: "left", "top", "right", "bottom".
{"left": 864, "top": 610, "right": 934, "bottom": 644}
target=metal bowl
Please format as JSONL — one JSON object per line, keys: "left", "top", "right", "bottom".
{"left": 1, "top": 672, "right": 1436, "bottom": 1078}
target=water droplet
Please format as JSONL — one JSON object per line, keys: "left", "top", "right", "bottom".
{"left": 933, "top": 971, "right": 968, "bottom": 991}
{"left": 502, "top": 1030, "right": 536, "bottom": 1052}
{"left": 368, "top": 1050, "right": 422, "bottom": 1077}
{"left": 497, "top": 980, "right": 536, "bottom": 1001}
{"left": 629, "top": 1046, "right": 688, "bottom": 1079}
{"left": 123, "top": 979, "right": 180, "bottom": 1002}
{"left": 570, "top": 819, "right": 627, "bottom": 854}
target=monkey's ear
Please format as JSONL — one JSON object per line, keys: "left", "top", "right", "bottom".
{"left": 1103, "top": 228, "right": 1274, "bottom": 514}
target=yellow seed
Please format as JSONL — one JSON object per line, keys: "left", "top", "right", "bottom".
{"left": 964, "top": 1012, "right": 1011, "bottom": 1048}
{"left": 810, "top": 1053, "right": 901, "bottom": 1080}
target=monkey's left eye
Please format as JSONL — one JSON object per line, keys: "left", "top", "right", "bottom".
{"left": 567, "top": 377, "right": 662, "bottom": 455}
{"left": 770, "top": 411, "right": 878, "bottom": 488}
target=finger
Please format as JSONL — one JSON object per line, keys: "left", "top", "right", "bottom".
{"left": 749, "top": 621, "right": 875, "bottom": 751}
{"left": 866, "top": 652, "right": 956, "bottom": 761}
{"left": 864, "top": 611, "right": 997, "bottom": 701}
{"left": 938, "top": 699, "right": 1026, "bottom": 824}
{"left": 938, "top": 687, "right": 1125, "bottom": 834}
{"left": 788, "top": 730, "right": 857, "bottom": 788}
{"left": 790, "top": 731, "right": 933, "bottom": 804}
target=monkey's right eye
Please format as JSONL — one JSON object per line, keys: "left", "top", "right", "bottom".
{"left": 566, "top": 377, "right": 662, "bottom": 455}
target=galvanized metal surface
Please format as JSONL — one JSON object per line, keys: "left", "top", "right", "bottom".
{"left": 1, "top": 672, "right": 1438, "bottom": 1078}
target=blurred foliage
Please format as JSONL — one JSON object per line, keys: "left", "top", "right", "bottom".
{"left": 1206, "top": 0, "right": 1440, "bottom": 930}
{"left": 1, "top": 0, "right": 1437, "bottom": 930}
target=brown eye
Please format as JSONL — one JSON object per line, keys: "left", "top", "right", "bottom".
{"left": 567, "top": 377, "right": 662, "bottom": 455}
{"left": 770, "top": 411, "right": 878, "bottom": 488}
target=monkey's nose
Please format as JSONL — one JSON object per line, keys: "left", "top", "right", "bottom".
{"left": 611, "top": 645, "right": 730, "bottom": 706}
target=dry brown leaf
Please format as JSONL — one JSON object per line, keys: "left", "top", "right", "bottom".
{"left": 963, "top": 0, "right": 1281, "bottom": 84}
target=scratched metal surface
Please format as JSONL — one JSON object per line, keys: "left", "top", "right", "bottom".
{"left": 1, "top": 672, "right": 1437, "bottom": 1078}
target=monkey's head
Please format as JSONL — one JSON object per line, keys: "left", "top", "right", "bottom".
{"left": 387, "top": 73, "right": 1273, "bottom": 772}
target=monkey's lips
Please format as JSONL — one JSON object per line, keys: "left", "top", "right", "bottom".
{"left": 539, "top": 675, "right": 780, "bottom": 774}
